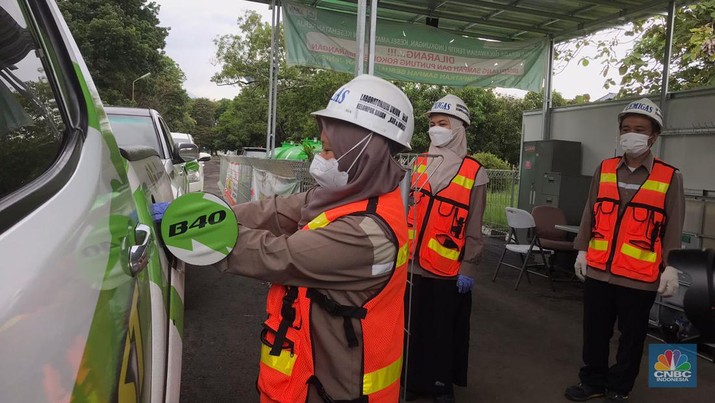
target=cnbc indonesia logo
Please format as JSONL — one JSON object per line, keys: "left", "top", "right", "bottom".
{"left": 649, "top": 345, "right": 697, "bottom": 388}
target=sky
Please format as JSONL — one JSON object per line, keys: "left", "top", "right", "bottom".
{"left": 154, "top": 0, "right": 627, "bottom": 101}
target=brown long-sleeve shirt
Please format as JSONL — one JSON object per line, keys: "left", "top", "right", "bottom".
{"left": 215, "top": 190, "right": 399, "bottom": 402}
{"left": 573, "top": 152, "right": 685, "bottom": 291}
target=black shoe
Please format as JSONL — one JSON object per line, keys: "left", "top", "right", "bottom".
{"left": 606, "top": 390, "right": 629, "bottom": 401}
{"left": 564, "top": 383, "right": 605, "bottom": 401}
{"left": 434, "top": 393, "right": 455, "bottom": 403}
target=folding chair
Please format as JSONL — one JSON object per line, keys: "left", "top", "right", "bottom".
{"left": 492, "top": 207, "right": 555, "bottom": 291}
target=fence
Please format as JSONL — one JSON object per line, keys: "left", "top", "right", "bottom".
{"left": 217, "top": 154, "right": 518, "bottom": 234}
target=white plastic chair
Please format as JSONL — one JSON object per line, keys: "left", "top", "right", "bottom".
{"left": 492, "top": 207, "right": 555, "bottom": 290}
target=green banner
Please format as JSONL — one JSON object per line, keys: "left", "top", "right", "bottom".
{"left": 282, "top": 1, "right": 547, "bottom": 91}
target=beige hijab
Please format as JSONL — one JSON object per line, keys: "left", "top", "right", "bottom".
{"left": 425, "top": 116, "right": 468, "bottom": 192}
{"left": 299, "top": 117, "right": 407, "bottom": 227}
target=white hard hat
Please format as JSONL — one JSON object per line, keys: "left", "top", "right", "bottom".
{"left": 618, "top": 98, "right": 663, "bottom": 131}
{"left": 427, "top": 94, "right": 470, "bottom": 126}
{"left": 311, "top": 74, "right": 414, "bottom": 150}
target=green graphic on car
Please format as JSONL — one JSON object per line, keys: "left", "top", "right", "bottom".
{"left": 160, "top": 192, "right": 238, "bottom": 265}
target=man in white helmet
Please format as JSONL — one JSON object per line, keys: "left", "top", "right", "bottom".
{"left": 403, "top": 94, "right": 488, "bottom": 403}
{"left": 565, "top": 98, "right": 685, "bottom": 402}
{"left": 215, "top": 74, "right": 414, "bottom": 402}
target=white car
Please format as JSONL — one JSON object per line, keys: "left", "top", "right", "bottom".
{"left": 0, "top": 1, "right": 184, "bottom": 401}
{"left": 106, "top": 107, "right": 199, "bottom": 198}
{"left": 171, "top": 132, "right": 210, "bottom": 192}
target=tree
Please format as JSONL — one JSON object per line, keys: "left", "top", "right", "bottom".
{"left": 557, "top": 1, "right": 715, "bottom": 95}
{"left": 212, "top": 11, "right": 351, "bottom": 151}
{"left": 137, "top": 56, "right": 194, "bottom": 132}
{"left": 58, "top": 0, "right": 169, "bottom": 104}
{"left": 189, "top": 98, "right": 218, "bottom": 151}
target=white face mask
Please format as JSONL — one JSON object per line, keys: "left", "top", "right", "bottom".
{"left": 309, "top": 133, "right": 372, "bottom": 188}
{"left": 619, "top": 132, "right": 651, "bottom": 157}
{"left": 428, "top": 126, "right": 453, "bottom": 147}
{"left": 309, "top": 154, "right": 348, "bottom": 188}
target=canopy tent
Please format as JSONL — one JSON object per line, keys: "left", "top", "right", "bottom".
{"left": 244, "top": 0, "right": 690, "bottom": 153}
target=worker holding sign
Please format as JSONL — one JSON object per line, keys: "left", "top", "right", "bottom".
{"left": 210, "top": 75, "right": 414, "bottom": 403}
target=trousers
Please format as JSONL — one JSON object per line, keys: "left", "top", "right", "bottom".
{"left": 579, "top": 277, "right": 657, "bottom": 394}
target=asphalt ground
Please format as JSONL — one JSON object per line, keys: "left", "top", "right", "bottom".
{"left": 181, "top": 159, "right": 714, "bottom": 402}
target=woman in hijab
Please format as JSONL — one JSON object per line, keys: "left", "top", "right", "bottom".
{"left": 403, "top": 94, "right": 488, "bottom": 403}
{"left": 216, "top": 74, "right": 414, "bottom": 403}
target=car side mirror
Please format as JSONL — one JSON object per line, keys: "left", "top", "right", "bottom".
{"left": 177, "top": 142, "right": 199, "bottom": 162}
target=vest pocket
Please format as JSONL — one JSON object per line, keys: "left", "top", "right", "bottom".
{"left": 613, "top": 243, "right": 659, "bottom": 280}
{"left": 258, "top": 327, "right": 303, "bottom": 401}
{"left": 592, "top": 200, "right": 616, "bottom": 235}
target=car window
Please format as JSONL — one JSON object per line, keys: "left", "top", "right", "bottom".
{"left": 107, "top": 114, "right": 164, "bottom": 157}
{"left": 0, "top": 2, "right": 66, "bottom": 199}
{"left": 157, "top": 116, "right": 176, "bottom": 157}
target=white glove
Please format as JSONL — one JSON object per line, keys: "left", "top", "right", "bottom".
{"left": 658, "top": 266, "right": 681, "bottom": 297}
{"left": 574, "top": 251, "right": 587, "bottom": 281}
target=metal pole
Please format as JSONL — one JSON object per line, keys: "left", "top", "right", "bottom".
{"left": 355, "top": 0, "right": 367, "bottom": 75}
{"left": 542, "top": 37, "right": 554, "bottom": 140}
{"left": 271, "top": 3, "right": 281, "bottom": 155}
{"left": 266, "top": 0, "right": 277, "bottom": 158}
{"left": 367, "top": 0, "right": 378, "bottom": 75}
{"left": 660, "top": 1, "right": 676, "bottom": 108}
{"left": 657, "top": 0, "right": 676, "bottom": 159}
{"left": 131, "top": 72, "right": 150, "bottom": 102}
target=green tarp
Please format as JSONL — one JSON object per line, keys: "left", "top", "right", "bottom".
{"left": 282, "top": 1, "right": 548, "bottom": 91}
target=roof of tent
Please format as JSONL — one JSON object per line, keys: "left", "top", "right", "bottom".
{"left": 247, "top": 0, "right": 688, "bottom": 42}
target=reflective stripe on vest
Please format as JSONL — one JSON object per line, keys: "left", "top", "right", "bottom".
{"left": 363, "top": 356, "right": 403, "bottom": 395}
{"left": 258, "top": 188, "right": 408, "bottom": 401}
{"left": 586, "top": 157, "right": 676, "bottom": 282}
{"left": 409, "top": 156, "right": 481, "bottom": 276}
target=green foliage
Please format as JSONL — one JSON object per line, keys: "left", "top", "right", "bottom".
{"left": 211, "top": 11, "right": 351, "bottom": 151}
{"left": 58, "top": 0, "right": 168, "bottom": 104}
{"left": 59, "top": 0, "right": 193, "bottom": 132}
{"left": 556, "top": 1, "right": 715, "bottom": 95}
{"left": 472, "top": 152, "right": 511, "bottom": 170}
{"left": 189, "top": 98, "right": 218, "bottom": 151}
{"left": 138, "top": 56, "right": 194, "bottom": 132}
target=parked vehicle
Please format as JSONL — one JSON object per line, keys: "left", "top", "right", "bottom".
{"left": 171, "top": 132, "right": 210, "bottom": 192}
{"left": 106, "top": 107, "right": 199, "bottom": 198}
{"left": 241, "top": 146, "right": 268, "bottom": 158}
{"left": 0, "top": 1, "right": 184, "bottom": 401}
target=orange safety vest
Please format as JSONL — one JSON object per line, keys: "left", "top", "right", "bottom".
{"left": 257, "top": 188, "right": 409, "bottom": 403}
{"left": 586, "top": 157, "right": 677, "bottom": 282}
{"left": 408, "top": 156, "right": 482, "bottom": 277}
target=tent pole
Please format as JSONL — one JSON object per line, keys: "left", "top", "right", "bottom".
{"left": 265, "top": 0, "right": 277, "bottom": 158}
{"left": 270, "top": 3, "right": 281, "bottom": 155}
{"left": 660, "top": 0, "right": 676, "bottom": 107}
{"left": 355, "top": 0, "right": 367, "bottom": 75}
{"left": 657, "top": 0, "right": 676, "bottom": 159}
{"left": 367, "top": 0, "right": 378, "bottom": 75}
{"left": 542, "top": 37, "right": 554, "bottom": 140}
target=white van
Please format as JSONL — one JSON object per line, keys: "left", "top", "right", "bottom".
{"left": 0, "top": 1, "right": 184, "bottom": 401}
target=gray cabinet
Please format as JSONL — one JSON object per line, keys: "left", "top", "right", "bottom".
{"left": 535, "top": 172, "right": 592, "bottom": 224}
{"left": 518, "top": 140, "right": 591, "bottom": 224}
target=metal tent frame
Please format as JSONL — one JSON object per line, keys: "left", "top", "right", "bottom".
{"left": 249, "top": 0, "right": 688, "bottom": 155}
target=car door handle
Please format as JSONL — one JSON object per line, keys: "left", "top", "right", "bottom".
{"left": 129, "top": 223, "right": 152, "bottom": 276}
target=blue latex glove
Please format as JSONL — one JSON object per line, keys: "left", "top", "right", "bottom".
{"left": 151, "top": 202, "right": 171, "bottom": 223}
{"left": 456, "top": 275, "right": 474, "bottom": 294}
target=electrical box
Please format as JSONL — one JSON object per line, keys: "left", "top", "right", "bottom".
{"left": 518, "top": 140, "right": 591, "bottom": 224}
